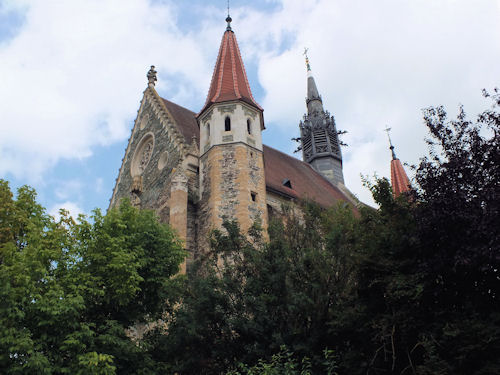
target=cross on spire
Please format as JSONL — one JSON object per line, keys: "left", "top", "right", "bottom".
{"left": 384, "top": 126, "right": 397, "bottom": 160}
{"left": 303, "top": 47, "right": 311, "bottom": 72}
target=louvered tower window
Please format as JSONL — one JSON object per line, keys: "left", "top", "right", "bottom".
{"left": 302, "top": 132, "right": 313, "bottom": 159}
{"left": 313, "top": 129, "right": 328, "bottom": 153}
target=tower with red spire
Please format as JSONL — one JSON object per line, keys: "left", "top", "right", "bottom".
{"left": 196, "top": 14, "right": 268, "bottom": 243}
{"left": 385, "top": 127, "right": 411, "bottom": 197}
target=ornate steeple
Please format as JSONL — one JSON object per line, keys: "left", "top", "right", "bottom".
{"left": 299, "top": 50, "right": 344, "bottom": 185}
{"left": 385, "top": 127, "right": 411, "bottom": 197}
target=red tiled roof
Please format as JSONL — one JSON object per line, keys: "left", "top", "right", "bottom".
{"left": 263, "top": 145, "right": 354, "bottom": 208}
{"left": 390, "top": 158, "right": 411, "bottom": 197}
{"left": 199, "top": 29, "right": 262, "bottom": 115}
{"left": 161, "top": 98, "right": 199, "bottom": 146}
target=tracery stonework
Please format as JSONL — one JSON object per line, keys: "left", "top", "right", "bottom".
{"left": 139, "top": 140, "right": 153, "bottom": 173}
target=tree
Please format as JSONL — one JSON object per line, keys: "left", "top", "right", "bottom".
{"left": 0, "top": 180, "right": 185, "bottom": 374}
{"left": 147, "top": 202, "right": 360, "bottom": 374}
{"left": 345, "top": 90, "right": 500, "bottom": 374}
{"left": 411, "top": 89, "right": 500, "bottom": 373}
{"left": 227, "top": 346, "right": 339, "bottom": 375}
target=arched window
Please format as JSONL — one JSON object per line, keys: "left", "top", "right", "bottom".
{"left": 206, "top": 123, "right": 210, "bottom": 137}
{"left": 247, "top": 119, "right": 251, "bottom": 135}
{"left": 225, "top": 116, "right": 231, "bottom": 131}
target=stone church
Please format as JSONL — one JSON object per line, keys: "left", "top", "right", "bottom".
{"left": 110, "top": 16, "right": 407, "bottom": 272}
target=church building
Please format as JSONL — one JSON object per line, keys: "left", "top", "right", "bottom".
{"left": 109, "top": 15, "right": 368, "bottom": 272}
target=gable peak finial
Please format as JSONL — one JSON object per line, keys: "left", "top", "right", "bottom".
{"left": 226, "top": 0, "right": 232, "bottom": 31}
{"left": 384, "top": 126, "right": 397, "bottom": 160}
{"left": 147, "top": 65, "right": 157, "bottom": 87}
{"left": 303, "top": 47, "right": 311, "bottom": 72}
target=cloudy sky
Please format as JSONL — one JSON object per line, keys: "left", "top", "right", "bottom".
{"left": 1, "top": 0, "right": 499, "bottom": 216}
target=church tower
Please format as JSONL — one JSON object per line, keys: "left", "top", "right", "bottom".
{"left": 197, "top": 15, "right": 267, "bottom": 244}
{"left": 299, "top": 52, "right": 344, "bottom": 185}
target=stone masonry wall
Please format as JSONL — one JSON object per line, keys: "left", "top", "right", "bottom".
{"left": 197, "top": 142, "right": 268, "bottom": 254}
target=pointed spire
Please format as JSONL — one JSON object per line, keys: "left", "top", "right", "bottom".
{"left": 199, "top": 14, "right": 262, "bottom": 115}
{"left": 303, "top": 48, "right": 323, "bottom": 114}
{"left": 385, "top": 127, "right": 411, "bottom": 197}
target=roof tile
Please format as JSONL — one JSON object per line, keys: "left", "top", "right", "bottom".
{"left": 199, "top": 30, "right": 261, "bottom": 114}
{"left": 161, "top": 98, "right": 199, "bottom": 146}
{"left": 390, "top": 158, "right": 411, "bottom": 196}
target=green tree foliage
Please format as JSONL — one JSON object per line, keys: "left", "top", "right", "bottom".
{"left": 227, "top": 346, "right": 339, "bottom": 375}
{"left": 0, "top": 182, "right": 185, "bottom": 374}
{"left": 145, "top": 203, "right": 359, "bottom": 374}
{"left": 338, "top": 90, "right": 500, "bottom": 374}
{"left": 409, "top": 89, "right": 500, "bottom": 373}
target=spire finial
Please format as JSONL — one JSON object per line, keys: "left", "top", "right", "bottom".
{"left": 384, "top": 126, "right": 397, "bottom": 160}
{"left": 147, "top": 65, "right": 157, "bottom": 87}
{"left": 303, "top": 47, "right": 311, "bottom": 72}
{"left": 226, "top": 0, "right": 232, "bottom": 31}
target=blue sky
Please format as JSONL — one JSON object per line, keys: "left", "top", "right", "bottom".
{"left": 1, "top": 0, "right": 499, "bottom": 216}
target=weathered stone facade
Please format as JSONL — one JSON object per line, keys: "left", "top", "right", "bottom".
{"left": 110, "top": 21, "right": 358, "bottom": 275}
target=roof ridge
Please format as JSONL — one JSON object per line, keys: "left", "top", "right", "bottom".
{"left": 229, "top": 32, "right": 241, "bottom": 98}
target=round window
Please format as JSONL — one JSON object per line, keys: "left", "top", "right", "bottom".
{"left": 131, "top": 133, "right": 155, "bottom": 177}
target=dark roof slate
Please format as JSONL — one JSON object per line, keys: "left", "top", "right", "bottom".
{"left": 263, "top": 145, "right": 352, "bottom": 208}
{"left": 161, "top": 98, "right": 199, "bottom": 145}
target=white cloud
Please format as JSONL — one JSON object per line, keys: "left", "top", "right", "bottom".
{"left": 49, "top": 200, "right": 84, "bottom": 221}
{"left": 53, "top": 179, "right": 83, "bottom": 201}
{"left": 0, "top": 0, "right": 214, "bottom": 181}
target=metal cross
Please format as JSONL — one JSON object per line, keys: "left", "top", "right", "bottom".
{"left": 384, "top": 126, "right": 393, "bottom": 144}
{"left": 384, "top": 126, "right": 397, "bottom": 159}
{"left": 303, "top": 48, "right": 311, "bottom": 71}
